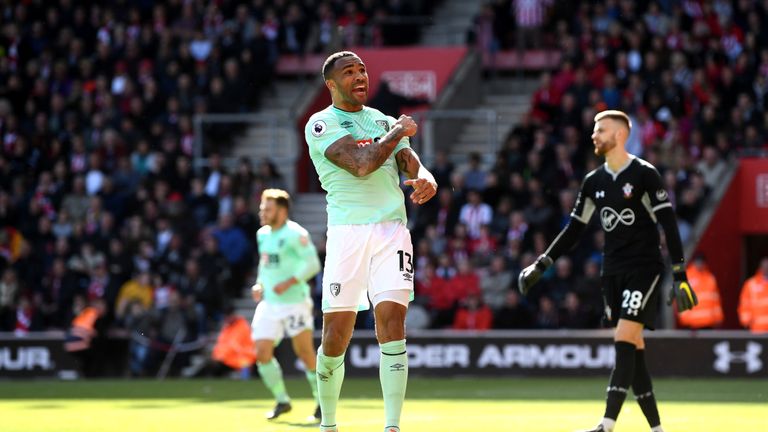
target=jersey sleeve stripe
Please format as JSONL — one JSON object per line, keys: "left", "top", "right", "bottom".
{"left": 652, "top": 202, "right": 673, "bottom": 212}
{"left": 570, "top": 197, "right": 596, "bottom": 224}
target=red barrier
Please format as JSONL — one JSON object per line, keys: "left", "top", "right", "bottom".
{"left": 695, "top": 158, "right": 768, "bottom": 328}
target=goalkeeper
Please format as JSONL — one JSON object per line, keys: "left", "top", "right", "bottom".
{"left": 518, "top": 110, "right": 698, "bottom": 432}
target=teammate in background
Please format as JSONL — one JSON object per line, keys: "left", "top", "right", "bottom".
{"left": 251, "top": 189, "right": 322, "bottom": 421}
{"left": 738, "top": 256, "right": 768, "bottom": 333}
{"left": 305, "top": 51, "right": 437, "bottom": 432}
{"left": 518, "top": 110, "right": 698, "bottom": 432}
{"left": 678, "top": 254, "right": 723, "bottom": 329}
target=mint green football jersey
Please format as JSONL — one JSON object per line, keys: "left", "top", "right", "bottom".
{"left": 305, "top": 105, "right": 410, "bottom": 226}
{"left": 257, "top": 220, "right": 321, "bottom": 305}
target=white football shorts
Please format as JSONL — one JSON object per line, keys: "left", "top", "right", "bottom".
{"left": 322, "top": 220, "right": 414, "bottom": 312}
{"left": 251, "top": 297, "right": 314, "bottom": 341}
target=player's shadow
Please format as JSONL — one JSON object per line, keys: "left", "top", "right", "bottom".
{"left": 272, "top": 420, "right": 318, "bottom": 428}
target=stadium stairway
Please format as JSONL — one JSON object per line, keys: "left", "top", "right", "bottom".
{"left": 228, "top": 79, "right": 306, "bottom": 192}
{"left": 290, "top": 192, "right": 328, "bottom": 246}
{"left": 451, "top": 77, "right": 540, "bottom": 165}
{"left": 421, "top": 0, "right": 484, "bottom": 46}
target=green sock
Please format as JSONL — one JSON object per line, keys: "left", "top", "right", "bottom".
{"left": 317, "top": 351, "right": 345, "bottom": 428}
{"left": 257, "top": 359, "right": 290, "bottom": 404}
{"left": 379, "top": 339, "right": 408, "bottom": 429}
{"left": 305, "top": 369, "right": 319, "bottom": 404}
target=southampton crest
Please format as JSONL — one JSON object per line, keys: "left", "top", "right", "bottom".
{"left": 622, "top": 182, "right": 633, "bottom": 198}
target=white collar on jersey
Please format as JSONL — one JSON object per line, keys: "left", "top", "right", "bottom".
{"left": 604, "top": 154, "right": 636, "bottom": 181}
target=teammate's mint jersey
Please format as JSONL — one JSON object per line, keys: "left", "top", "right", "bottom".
{"left": 256, "top": 220, "right": 321, "bottom": 305}
{"left": 305, "top": 105, "right": 410, "bottom": 226}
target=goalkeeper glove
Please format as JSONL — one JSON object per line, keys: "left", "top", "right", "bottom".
{"left": 517, "top": 254, "right": 553, "bottom": 296}
{"left": 667, "top": 263, "right": 698, "bottom": 312}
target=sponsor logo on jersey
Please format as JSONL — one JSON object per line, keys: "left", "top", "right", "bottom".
{"left": 330, "top": 283, "right": 341, "bottom": 297}
{"left": 622, "top": 182, "right": 634, "bottom": 198}
{"left": 300, "top": 235, "right": 309, "bottom": 246}
{"left": 714, "top": 341, "right": 763, "bottom": 373}
{"left": 356, "top": 138, "right": 373, "bottom": 148}
{"left": 375, "top": 119, "right": 390, "bottom": 132}
{"left": 656, "top": 189, "right": 668, "bottom": 201}
{"left": 311, "top": 120, "right": 327, "bottom": 137}
{"left": 596, "top": 190, "right": 605, "bottom": 199}
{"left": 600, "top": 207, "right": 635, "bottom": 232}
{"left": 340, "top": 120, "right": 353, "bottom": 128}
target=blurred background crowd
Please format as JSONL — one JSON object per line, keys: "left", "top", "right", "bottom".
{"left": 1, "top": 0, "right": 767, "bottom": 374}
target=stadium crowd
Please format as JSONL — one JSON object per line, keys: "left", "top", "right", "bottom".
{"left": 0, "top": 0, "right": 435, "bottom": 376}
{"left": 1, "top": 0, "right": 767, "bottom": 374}
{"left": 398, "top": 0, "right": 768, "bottom": 331}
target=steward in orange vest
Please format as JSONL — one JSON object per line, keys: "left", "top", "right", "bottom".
{"left": 739, "top": 257, "right": 768, "bottom": 333}
{"left": 65, "top": 298, "right": 106, "bottom": 352}
{"left": 678, "top": 255, "right": 723, "bottom": 329}
{"left": 212, "top": 311, "right": 257, "bottom": 370}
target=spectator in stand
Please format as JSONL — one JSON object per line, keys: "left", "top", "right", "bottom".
{"left": 494, "top": 290, "right": 534, "bottom": 329}
{"left": 414, "top": 262, "right": 454, "bottom": 329}
{"left": 459, "top": 189, "right": 493, "bottom": 239}
{"left": 512, "top": 0, "right": 552, "bottom": 52}
{"left": 696, "top": 146, "right": 728, "bottom": 189}
{"left": 480, "top": 255, "right": 513, "bottom": 311}
{"left": 679, "top": 254, "right": 723, "bottom": 330}
{"left": 738, "top": 257, "right": 768, "bottom": 333}
{"left": 559, "top": 292, "right": 592, "bottom": 329}
{"left": 211, "top": 213, "right": 250, "bottom": 297}
{"left": 453, "top": 293, "right": 493, "bottom": 331}
{"left": 464, "top": 153, "right": 488, "bottom": 191}
{"left": 0, "top": 268, "right": 19, "bottom": 330}
{"left": 535, "top": 296, "right": 559, "bottom": 329}
{"left": 115, "top": 271, "right": 154, "bottom": 323}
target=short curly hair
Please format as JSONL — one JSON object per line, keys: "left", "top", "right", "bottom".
{"left": 322, "top": 51, "right": 359, "bottom": 79}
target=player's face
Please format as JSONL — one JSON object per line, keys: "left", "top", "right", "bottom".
{"left": 331, "top": 56, "right": 368, "bottom": 107}
{"left": 259, "top": 199, "right": 285, "bottom": 226}
{"left": 591, "top": 119, "right": 618, "bottom": 156}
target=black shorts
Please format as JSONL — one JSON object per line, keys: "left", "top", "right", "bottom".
{"left": 601, "top": 264, "right": 664, "bottom": 329}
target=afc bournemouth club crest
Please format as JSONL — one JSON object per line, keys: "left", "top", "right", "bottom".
{"left": 375, "top": 119, "right": 390, "bottom": 132}
{"left": 622, "top": 182, "right": 633, "bottom": 199}
{"left": 330, "top": 283, "right": 341, "bottom": 297}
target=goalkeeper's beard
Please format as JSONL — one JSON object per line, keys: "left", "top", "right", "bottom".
{"left": 594, "top": 139, "right": 617, "bottom": 156}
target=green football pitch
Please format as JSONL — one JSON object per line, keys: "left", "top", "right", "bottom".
{"left": 0, "top": 377, "right": 765, "bottom": 432}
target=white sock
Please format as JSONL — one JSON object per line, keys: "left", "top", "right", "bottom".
{"left": 601, "top": 418, "right": 616, "bottom": 431}
{"left": 651, "top": 426, "right": 664, "bottom": 432}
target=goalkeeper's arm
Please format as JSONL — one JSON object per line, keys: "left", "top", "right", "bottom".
{"left": 656, "top": 206, "right": 698, "bottom": 311}
{"left": 518, "top": 218, "right": 587, "bottom": 295}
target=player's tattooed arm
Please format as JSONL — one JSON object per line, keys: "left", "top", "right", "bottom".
{"left": 396, "top": 147, "right": 437, "bottom": 204}
{"left": 324, "top": 115, "right": 417, "bottom": 177}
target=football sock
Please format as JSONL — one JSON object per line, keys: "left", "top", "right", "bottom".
{"left": 604, "top": 341, "right": 636, "bottom": 423}
{"left": 305, "top": 369, "right": 319, "bottom": 404}
{"left": 379, "top": 339, "right": 408, "bottom": 430}
{"left": 632, "top": 349, "right": 662, "bottom": 429}
{"left": 317, "top": 350, "right": 346, "bottom": 428}
{"left": 257, "top": 359, "right": 290, "bottom": 404}
{"left": 600, "top": 418, "right": 616, "bottom": 431}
